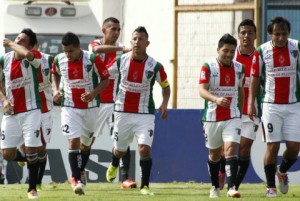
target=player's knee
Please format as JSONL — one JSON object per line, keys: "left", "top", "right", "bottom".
{"left": 2, "top": 148, "right": 16, "bottom": 161}
{"left": 139, "top": 144, "right": 151, "bottom": 157}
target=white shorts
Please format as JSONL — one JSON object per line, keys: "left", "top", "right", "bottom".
{"left": 1, "top": 110, "right": 42, "bottom": 149}
{"left": 94, "top": 103, "right": 114, "bottom": 137}
{"left": 203, "top": 118, "right": 241, "bottom": 149}
{"left": 261, "top": 102, "right": 300, "bottom": 142}
{"left": 113, "top": 112, "right": 155, "bottom": 152}
{"left": 241, "top": 114, "right": 260, "bottom": 141}
{"left": 61, "top": 107, "right": 98, "bottom": 146}
{"left": 41, "top": 111, "right": 53, "bottom": 144}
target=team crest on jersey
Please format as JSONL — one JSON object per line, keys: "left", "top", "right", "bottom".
{"left": 291, "top": 50, "right": 299, "bottom": 58}
{"left": 84, "top": 64, "right": 93, "bottom": 72}
{"left": 145, "top": 70, "right": 154, "bottom": 79}
{"left": 225, "top": 74, "right": 231, "bottom": 85}
{"left": 22, "top": 60, "right": 30, "bottom": 68}
{"left": 43, "top": 68, "right": 50, "bottom": 76}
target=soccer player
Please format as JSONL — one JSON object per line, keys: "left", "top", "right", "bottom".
{"left": 89, "top": 17, "right": 136, "bottom": 188}
{"left": 248, "top": 16, "right": 300, "bottom": 197}
{"left": 105, "top": 26, "right": 170, "bottom": 195}
{"left": 219, "top": 19, "right": 260, "bottom": 191}
{"left": 52, "top": 32, "right": 109, "bottom": 195}
{"left": 17, "top": 42, "right": 54, "bottom": 191}
{"left": 199, "top": 33, "right": 244, "bottom": 198}
{"left": 0, "top": 28, "right": 42, "bottom": 199}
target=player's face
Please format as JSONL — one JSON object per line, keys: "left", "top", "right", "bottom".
{"left": 270, "top": 24, "right": 289, "bottom": 48}
{"left": 217, "top": 44, "right": 236, "bottom": 66}
{"left": 103, "top": 22, "right": 121, "bottom": 44}
{"left": 62, "top": 44, "right": 81, "bottom": 61}
{"left": 15, "top": 33, "right": 31, "bottom": 49}
{"left": 238, "top": 25, "right": 256, "bottom": 48}
{"left": 130, "top": 32, "right": 149, "bottom": 55}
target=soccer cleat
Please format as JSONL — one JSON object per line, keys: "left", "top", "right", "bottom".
{"left": 266, "top": 187, "right": 277, "bottom": 198}
{"left": 27, "top": 189, "right": 38, "bottom": 199}
{"left": 276, "top": 166, "right": 288, "bottom": 194}
{"left": 70, "top": 177, "right": 77, "bottom": 188}
{"left": 218, "top": 171, "right": 226, "bottom": 190}
{"left": 209, "top": 186, "right": 220, "bottom": 198}
{"left": 80, "top": 171, "right": 87, "bottom": 185}
{"left": 121, "top": 179, "right": 137, "bottom": 189}
{"left": 140, "top": 186, "right": 154, "bottom": 195}
{"left": 36, "top": 184, "right": 42, "bottom": 191}
{"left": 106, "top": 163, "right": 118, "bottom": 182}
{"left": 227, "top": 187, "right": 241, "bottom": 198}
{"left": 18, "top": 161, "right": 26, "bottom": 167}
{"left": 73, "top": 181, "right": 85, "bottom": 196}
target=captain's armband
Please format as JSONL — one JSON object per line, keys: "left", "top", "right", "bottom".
{"left": 160, "top": 80, "right": 170, "bottom": 88}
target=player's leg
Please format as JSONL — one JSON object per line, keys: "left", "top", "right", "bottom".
{"left": 223, "top": 118, "right": 241, "bottom": 198}
{"left": 120, "top": 147, "right": 137, "bottom": 188}
{"left": 106, "top": 112, "right": 130, "bottom": 182}
{"left": 135, "top": 114, "right": 155, "bottom": 195}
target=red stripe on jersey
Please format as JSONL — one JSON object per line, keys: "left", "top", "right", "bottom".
{"left": 68, "top": 60, "right": 84, "bottom": 80}
{"left": 123, "top": 60, "right": 145, "bottom": 112}
{"left": 216, "top": 65, "right": 235, "bottom": 121}
{"left": 12, "top": 88, "right": 26, "bottom": 112}
{"left": 273, "top": 47, "right": 290, "bottom": 103}
{"left": 40, "top": 91, "right": 48, "bottom": 113}
{"left": 235, "top": 51, "right": 253, "bottom": 114}
{"left": 127, "top": 60, "right": 145, "bottom": 83}
{"left": 10, "top": 59, "right": 23, "bottom": 79}
{"left": 124, "top": 91, "right": 140, "bottom": 112}
{"left": 71, "top": 88, "right": 88, "bottom": 108}
{"left": 100, "top": 52, "right": 117, "bottom": 103}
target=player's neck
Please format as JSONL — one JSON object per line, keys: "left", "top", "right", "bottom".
{"left": 101, "top": 38, "right": 116, "bottom": 46}
{"left": 239, "top": 45, "right": 255, "bottom": 55}
{"left": 131, "top": 52, "right": 148, "bottom": 62}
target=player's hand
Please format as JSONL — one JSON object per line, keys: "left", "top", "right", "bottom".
{"left": 158, "top": 104, "right": 168, "bottom": 119}
{"left": 247, "top": 103, "right": 256, "bottom": 121}
{"left": 123, "top": 46, "right": 132, "bottom": 53}
{"left": 3, "top": 38, "right": 12, "bottom": 47}
{"left": 215, "top": 97, "right": 231, "bottom": 108}
{"left": 53, "top": 90, "right": 62, "bottom": 104}
{"left": 81, "top": 91, "right": 95, "bottom": 102}
{"left": 3, "top": 99, "right": 14, "bottom": 115}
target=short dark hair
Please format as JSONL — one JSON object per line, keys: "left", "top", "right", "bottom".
{"left": 132, "top": 26, "right": 149, "bottom": 39}
{"left": 103, "top": 17, "right": 120, "bottom": 26}
{"left": 218, "top": 33, "right": 237, "bottom": 48}
{"left": 21, "top": 28, "right": 37, "bottom": 47}
{"left": 267, "top": 16, "right": 291, "bottom": 34}
{"left": 62, "top": 32, "right": 80, "bottom": 47}
{"left": 238, "top": 19, "right": 256, "bottom": 33}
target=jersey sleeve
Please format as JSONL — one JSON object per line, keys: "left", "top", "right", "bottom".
{"left": 251, "top": 50, "right": 261, "bottom": 77}
{"left": 199, "top": 63, "right": 210, "bottom": 84}
{"left": 154, "top": 63, "right": 169, "bottom": 88}
{"left": 88, "top": 40, "right": 100, "bottom": 53}
{"left": 51, "top": 55, "right": 61, "bottom": 75}
{"left": 29, "top": 50, "right": 42, "bottom": 68}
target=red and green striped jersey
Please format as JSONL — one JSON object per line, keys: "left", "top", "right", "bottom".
{"left": 0, "top": 50, "right": 42, "bottom": 114}
{"left": 108, "top": 53, "right": 169, "bottom": 114}
{"left": 52, "top": 50, "right": 109, "bottom": 109}
{"left": 199, "top": 58, "right": 244, "bottom": 122}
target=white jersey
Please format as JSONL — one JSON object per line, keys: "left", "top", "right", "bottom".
{"left": 252, "top": 39, "right": 300, "bottom": 104}
{"left": 52, "top": 50, "right": 109, "bottom": 109}
{"left": 108, "top": 53, "right": 169, "bottom": 114}
{"left": 199, "top": 59, "right": 244, "bottom": 122}
{"left": 0, "top": 50, "right": 42, "bottom": 114}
